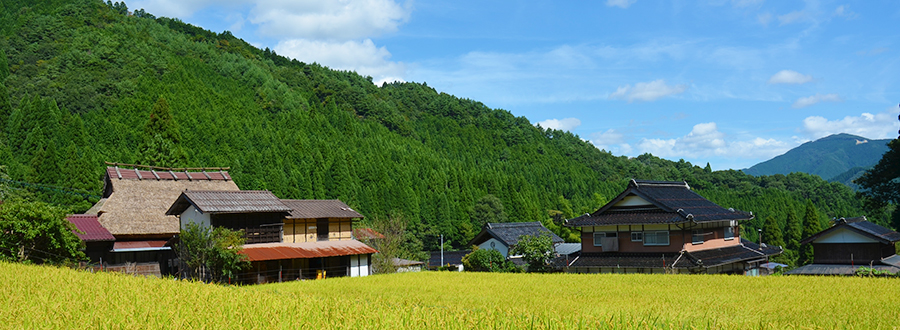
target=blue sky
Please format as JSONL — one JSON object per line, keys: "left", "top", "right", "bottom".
{"left": 127, "top": 0, "right": 900, "bottom": 170}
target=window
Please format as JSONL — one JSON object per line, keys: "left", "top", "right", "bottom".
{"left": 692, "top": 229, "right": 704, "bottom": 244}
{"left": 630, "top": 232, "right": 643, "bottom": 242}
{"left": 724, "top": 226, "right": 734, "bottom": 240}
{"left": 593, "top": 232, "right": 617, "bottom": 246}
{"left": 643, "top": 231, "right": 669, "bottom": 246}
{"left": 317, "top": 218, "right": 329, "bottom": 241}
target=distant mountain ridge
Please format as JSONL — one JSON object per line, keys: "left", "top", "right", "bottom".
{"left": 742, "top": 133, "right": 892, "bottom": 181}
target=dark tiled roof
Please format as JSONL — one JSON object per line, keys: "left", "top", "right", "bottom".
{"left": 166, "top": 190, "right": 292, "bottom": 215}
{"left": 67, "top": 214, "right": 115, "bottom": 242}
{"left": 280, "top": 199, "right": 363, "bottom": 219}
{"left": 567, "top": 180, "right": 751, "bottom": 227}
{"left": 469, "top": 222, "right": 564, "bottom": 247}
{"left": 785, "top": 264, "right": 900, "bottom": 276}
{"left": 800, "top": 217, "right": 900, "bottom": 245}
{"left": 428, "top": 250, "right": 471, "bottom": 267}
{"left": 570, "top": 252, "right": 696, "bottom": 269}
{"left": 567, "top": 211, "right": 681, "bottom": 226}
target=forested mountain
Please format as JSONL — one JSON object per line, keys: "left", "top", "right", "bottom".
{"left": 743, "top": 133, "right": 891, "bottom": 182}
{"left": 0, "top": 0, "right": 887, "bottom": 257}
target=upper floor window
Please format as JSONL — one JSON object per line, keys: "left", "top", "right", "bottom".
{"left": 630, "top": 232, "right": 643, "bottom": 242}
{"left": 643, "top": 231, "right": 669, "bottom": 246}
{"left": 724, "top": 226, "right": 735, "bottom": 240}
{"left": 692, "top": 229, "right": 704, "bottom": 244}
{"left": 593, "top": 232, "right": 617, "bottom": 246}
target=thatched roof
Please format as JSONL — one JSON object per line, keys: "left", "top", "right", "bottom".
{"left": 92, "top": 166, "right": 240, "bottom": 237}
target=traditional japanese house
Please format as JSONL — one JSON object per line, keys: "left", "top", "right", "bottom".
{"left": 786, "top": 217, "right": 900, "bottom": 275}
{"left": 166, "top": 192, "right": 376, "bottom": 283}
{"left": 469, "top": 222, "right": 564, "bottom": 258}
{"left": 563, "top": 180, "right": 782, "bottom": 274}
{"left": 82, "top": 164, "right": 240, "bottom": 276}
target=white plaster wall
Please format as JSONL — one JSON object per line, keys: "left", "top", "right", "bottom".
{"left": 815, "top": 228, "right": 879, "bottom": 244}
{"left": 478, "top": 238, "right": 509, "bottom": 257}
{"left": 180, "top": 205, "right": 210, "bottom": 229}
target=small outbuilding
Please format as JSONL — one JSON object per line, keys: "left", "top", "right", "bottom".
{"left": 786, "top": 217, "right": 900, "bottom": 275}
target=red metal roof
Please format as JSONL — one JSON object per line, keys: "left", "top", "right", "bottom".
{"left": 67, "top": 214, "right": 115, "bottom": 242}
{"left": 113, "top": 240, "right": 169, "bottom": 250}
{"left": 353, "top": 228, "right": 385, "bottom": 240}
{"left": 106, "top": 167, "right": 231, "bottom": 181}
{"left": 241, "top": 240, "right": 377, "bottom": 262}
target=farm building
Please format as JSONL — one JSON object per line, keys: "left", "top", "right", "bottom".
{"left": 391, "top": 258, "right": 425, "bottom": 272}
{"left": 166, "top": 190, "right": 376, "bottom": 283}
{"left": 428, "top": 250, "right": 470, "bottom": 271}
{"left": 66, "top": 214, "right": 115, "bottom": 264}
{"left": 563, "top": 180, "right": 782, "bottom": 274}
{"left": 80, "top": 164, "right": 240, "bottom": 276}
{"left": 469, "top": 222, "right": 564, "bottom": 259}
{"left": 785, "top": 217, "right": 900, "bottom": 275}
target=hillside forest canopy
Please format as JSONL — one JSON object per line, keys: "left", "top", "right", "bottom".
{"left": 0, "top": 0, "right": 892, "bottom": 264}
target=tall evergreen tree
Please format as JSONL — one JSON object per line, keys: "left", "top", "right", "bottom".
{"left": 784, "top": 209, "right": 802, "bottom": 250}
{"left": 760, "top": 215, "right": 785, "bottom": 248}
{"left": 470, "top": 194, "right": 508, "bottom": 228}
{"left": 138, "top": 97, "right": 187, "bottom": 167}
{"left": 799, "top": 200, "right": 822, "bottom": 265}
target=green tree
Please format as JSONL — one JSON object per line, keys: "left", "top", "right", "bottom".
{"left": 510, "top": 233, "right": 555, "bottom": 273}
{"left": 0, "top": 200, "right": 86, "bottom": 264}
{"left": 784, "top": 209, "right": 802, "bottom": 250}
{"left": 760, "top": 215, "right": 785, "bottom": 248}
{"left": 365, "top": 214, "right": 409, "bottom": 274}
{"left": 461, "top": 247, "right": 519, "bottom": 272}
{"left": 856, "top": 135, "right": 900, "bottom": 230}
{"left": 138, "top": 97, "right": 187, "bottom": 167}
{"left": 470, "top": 194, "right": 508, "bottom": 228}
{"left": 799, "top": 200, "right": 822, "bottom": 265}
{"left": 175, "top": 222, "right": 249, "bottom": 283}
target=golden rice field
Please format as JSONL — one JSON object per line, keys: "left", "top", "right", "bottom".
{"left": 2, "top": 262, "right": 899, "bottom": 329}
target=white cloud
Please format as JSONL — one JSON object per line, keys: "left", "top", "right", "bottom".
{"left": 609, "top": 80, "right": 688, "bottom": 102}
{"left": 768, "top": 70, "right": 813, "bottom": 84}
{"left": 792, "top": 93, "right": 842, "bottom": 108}
{"left": 536, "top": 118, "right": 582, "bottom": 131}
{"left": 606, "top": 0, "right": 637, "bottom": 9}
{"left": 589, "top": 129, "right": 626, "bottom": 152}
{"left": 778, "top": 10, "right": 808, "bottom": 25}
{"left": 834, "top": 5, "right": 858, "bottom": 19}
{"left": 801, "top": 109, "right": 900, "bottom": 140}
{"left": 249, "top": 0, "right": 411, "bottom": 40}
{"left": 275, "top": 39, "right": 406, "bottom": 84}
{"left": 634, "top": 122, "right": 790, "bottom": 160}
{"left": 757, "top": 12, "right": 773, "bottom": 26}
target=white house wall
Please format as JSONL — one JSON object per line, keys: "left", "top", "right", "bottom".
{"left": 350, "top": 254, "right": 370, "bottom": 277}
{"left": 180, "top": 205, "right": 210, "bottom": 229}
{"left": 479, "top": 238, "right": 509, "bottom": 257}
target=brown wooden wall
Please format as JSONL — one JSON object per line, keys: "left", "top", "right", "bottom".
{"left": 812, "top": 243, "right": 894, "bottom": 264}
{"left": 283, "top": 218, "right": 354, "bottom": 243}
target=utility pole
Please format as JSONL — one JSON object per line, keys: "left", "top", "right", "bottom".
{"left": 440, "top": 234, "right": 444, "bottom": 266}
